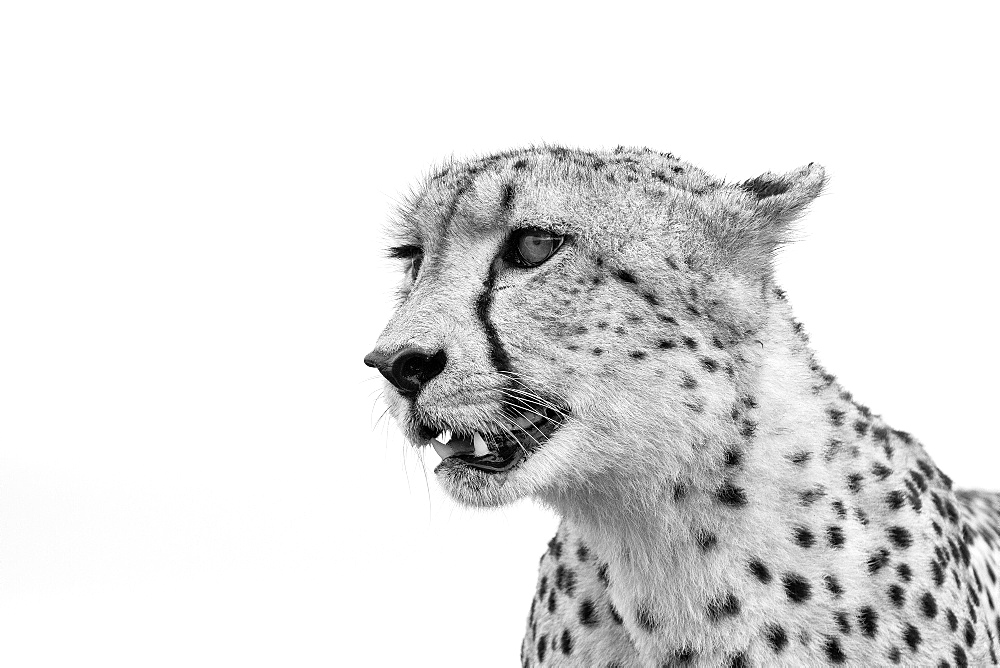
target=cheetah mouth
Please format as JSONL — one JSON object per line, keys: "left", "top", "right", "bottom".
{"left": 420, "top": 401, "right": 568, "bottom": 474}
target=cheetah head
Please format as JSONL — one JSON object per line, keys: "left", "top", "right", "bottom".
{"left": 366, "top": 147, "right": 825, "bottom": 512}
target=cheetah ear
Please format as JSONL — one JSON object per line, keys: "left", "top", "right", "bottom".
{"left": 740, "top": 163, "right": 827, "bottom": 230}
{"left": 696, "top": 164, "right": 827, "bottom": 283}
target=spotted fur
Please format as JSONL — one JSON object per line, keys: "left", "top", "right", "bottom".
{"left": 368, "top": 146, "right": 1000, "bottom": 666}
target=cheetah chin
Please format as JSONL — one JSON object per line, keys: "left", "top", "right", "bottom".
{"left": 419, "top": 400, "right": 569, "bottom": 474}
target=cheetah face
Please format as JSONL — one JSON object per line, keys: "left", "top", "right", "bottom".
{"left": 365, "top": 148, "right": 825, "bottom": 509}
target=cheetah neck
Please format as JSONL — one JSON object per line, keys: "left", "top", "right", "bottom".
{"left": 554, "top": 304, "right": 939, "bottom": 653}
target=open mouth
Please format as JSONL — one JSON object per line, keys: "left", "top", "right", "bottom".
{"left": 422, "top": 400, "right": 568, "bottom": 473}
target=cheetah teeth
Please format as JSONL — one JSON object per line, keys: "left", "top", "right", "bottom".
{"left": 429, "top": 430, "right": 489, "bottom": 460}
{"left": 473, "top": 431, "right": 490, "bottom": 456}
{"left": 427, "top": 408, "right": 554, "bottom": 461}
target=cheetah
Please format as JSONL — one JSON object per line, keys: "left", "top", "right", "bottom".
{"left": 365, "top": 146, "right": 1000, "bottom": 666}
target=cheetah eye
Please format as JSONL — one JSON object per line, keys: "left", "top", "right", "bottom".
{"left": 509, "top": 228, "right": 564, "bottom": 268}
{"left": 387, "top": 244, "right": 423, "bottom": 281}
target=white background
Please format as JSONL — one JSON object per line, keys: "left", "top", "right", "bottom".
{"left": 1, "top": 2, "right": 998, "bottom": 666}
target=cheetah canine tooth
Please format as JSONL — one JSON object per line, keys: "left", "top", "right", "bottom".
{"left": 473, "top": 431, "right": 489, "bottom": 456}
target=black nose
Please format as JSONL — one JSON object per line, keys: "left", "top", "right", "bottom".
{"left": 364, "top": 347, "right": 447, "bottom": 396}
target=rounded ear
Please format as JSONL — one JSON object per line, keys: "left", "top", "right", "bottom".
{"left": 740, "top": 163, "right": 827, "bottom": 227}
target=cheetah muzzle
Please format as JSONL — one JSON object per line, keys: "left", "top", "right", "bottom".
{"left": 420, "top": 397, "right": 569, "bottom": 474}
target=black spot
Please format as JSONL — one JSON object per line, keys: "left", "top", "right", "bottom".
{"left": 555, "top": 564, "right": 576, "bottom": 596}
{"left": 897, "top": 563, "right": 913, "bottom": 582}
{"left": 537, "top": 635, "right": 547, "bottom": 662}
{"left": 794, "top": 526, "right": 816, "bottom": 548}
{"left": 672, "top": 648, "right": 696, "bottom": 665}
{"left": 824, "top": 636, "right": 847, "bottom": 664}
{"left": 903, "top": 624, "right": 921, "bottom": 652}
{"left": 954, "top": 644, "right": 968, "bottom": 668}
{"left": 643, "top": 292, "right": 661, "bottom": 306}
{"left": 700, "top": 357, "right": 719, "bottom": 372}
{"left": 748, "top": 559, "right": 772, "bottom": 584}
{"left": 782, "top": 573, "right": 812, "bottom": 603}
{"left": 658, "top": 314, "right": 678, "bottom": 325}
{"left": 559, "top": 627, "right": 573, "bottom": 654}
{"left": 964, "top": 619, "right": 975, "bottom": 647}
{"left": 835, "top": 611, "right": 852, "bottom": 635}
{"left": 682, "top": 336, "right": 698, "bottom": 350}
{"left": 500, "top": 182, "right": 516, "bottom": 210}
{"left": 579, "top": 599, "right": 599, "bottom": 626}
{"left": 728, "top": 652, "right": 749, "bottom": 668}
{"left": 630, "top": 351, "right": 648, "bottom": 360}
{"left": 894, "top": 429, "right": 914, "bottom": 444}
{"left": 673, "top": 482, "right": 688, "bottom": 501}
{"left": 635, "top": 604, "right": 658, "bottom": 633}
{"left": 608, "top": 604, "right": 623, "bottom": 625}
{"left": 867, "top": 548, "right": 891, "bottom": 574}
{"left": 886, "top": 490, "right": 905, "bottom": 510}
{"left": 597, "top": 563, "right": 610, "bottom": 587}
{"left": 947, "top": 609, "right": 958, "bottom": 631}
{"left": 854, "top": 420, "right": 870, "bottom": 436}
{"left": 614, "top": 269, "right": 637, "bottom": 284}
{"left": 717, "top": 483, "right": 748, "bottom": 507}
{"left": 800, "top": 486, "right": 826, "bottom": 505}
{"left": 547, "top": 589, "right": 556, "bottom": 613}
{"left": 680, "top": 373, "right": 697, "bottom": 389}
{"left": 933, "top": 560, "right": 946, "bottom": 587}
{"left": 854, "top": 508, "right": 870, "bottom": 525}
{"left": 847, "top": 473, "right": 864, "bottom": 493}
{"left": 739, "top": 419, "right": 757, "bottom": 439}
{"left": 576, "top": 543, "right": 589, "bottom": 562}
{"left": 828, "top": 408, "right": 846, "bottom": 426}
{"left": 513, "top": 158, "right": 528, "bottom": 170}
{"left": 859, "top": 606, "right": 879, "bottom": 637}
{"left": 944, "top": 500, "right": 960, "bottom": 524}
{"left": 765, "top": 624, "right": 787, "bottom": 653}
{"left": 871, "top": 462, "right": 893, "bottom": 480}
{"left": 824, "top": 574, "right": 844, "bottom": 598}
{"left": 548, "top": 536, "right": 562, "bottom": 559}
{"left": 888, "top": 526, "right": 913, "bottom": 549}
{"left": 888, "top": 584, "right": 906, "bottom": 607}
{"left": 707, "top": 593, "right": 741, "bottom": 621}
{"left": 832, "top": 499, "right": 847, "bottom": 517}
{"left": 696, "top": 530, "right": 718, "bottom": 552}
{"left": 789, "top": 450, "right": 812, "bottom": 465}
{"left": 740, "top": 175, "right": 791, "bottom": 199}
{"left": 658, "top": 339, "right": 677, "bottom": 350}
{"left": 828, "top": 526, "right": 846, "bottom": 548}
{"left": 723, "top": 448, "right": 743, "bottom": 468}
{"left": 921, "top": 592, "right": 938, "bottom": 618}
{"left": 592, "top": 347, "right": 604, "bottom": 356}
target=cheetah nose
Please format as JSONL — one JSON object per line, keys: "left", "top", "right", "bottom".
{"left": 363, "top": 347, "right": 448, "bottom": 396}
